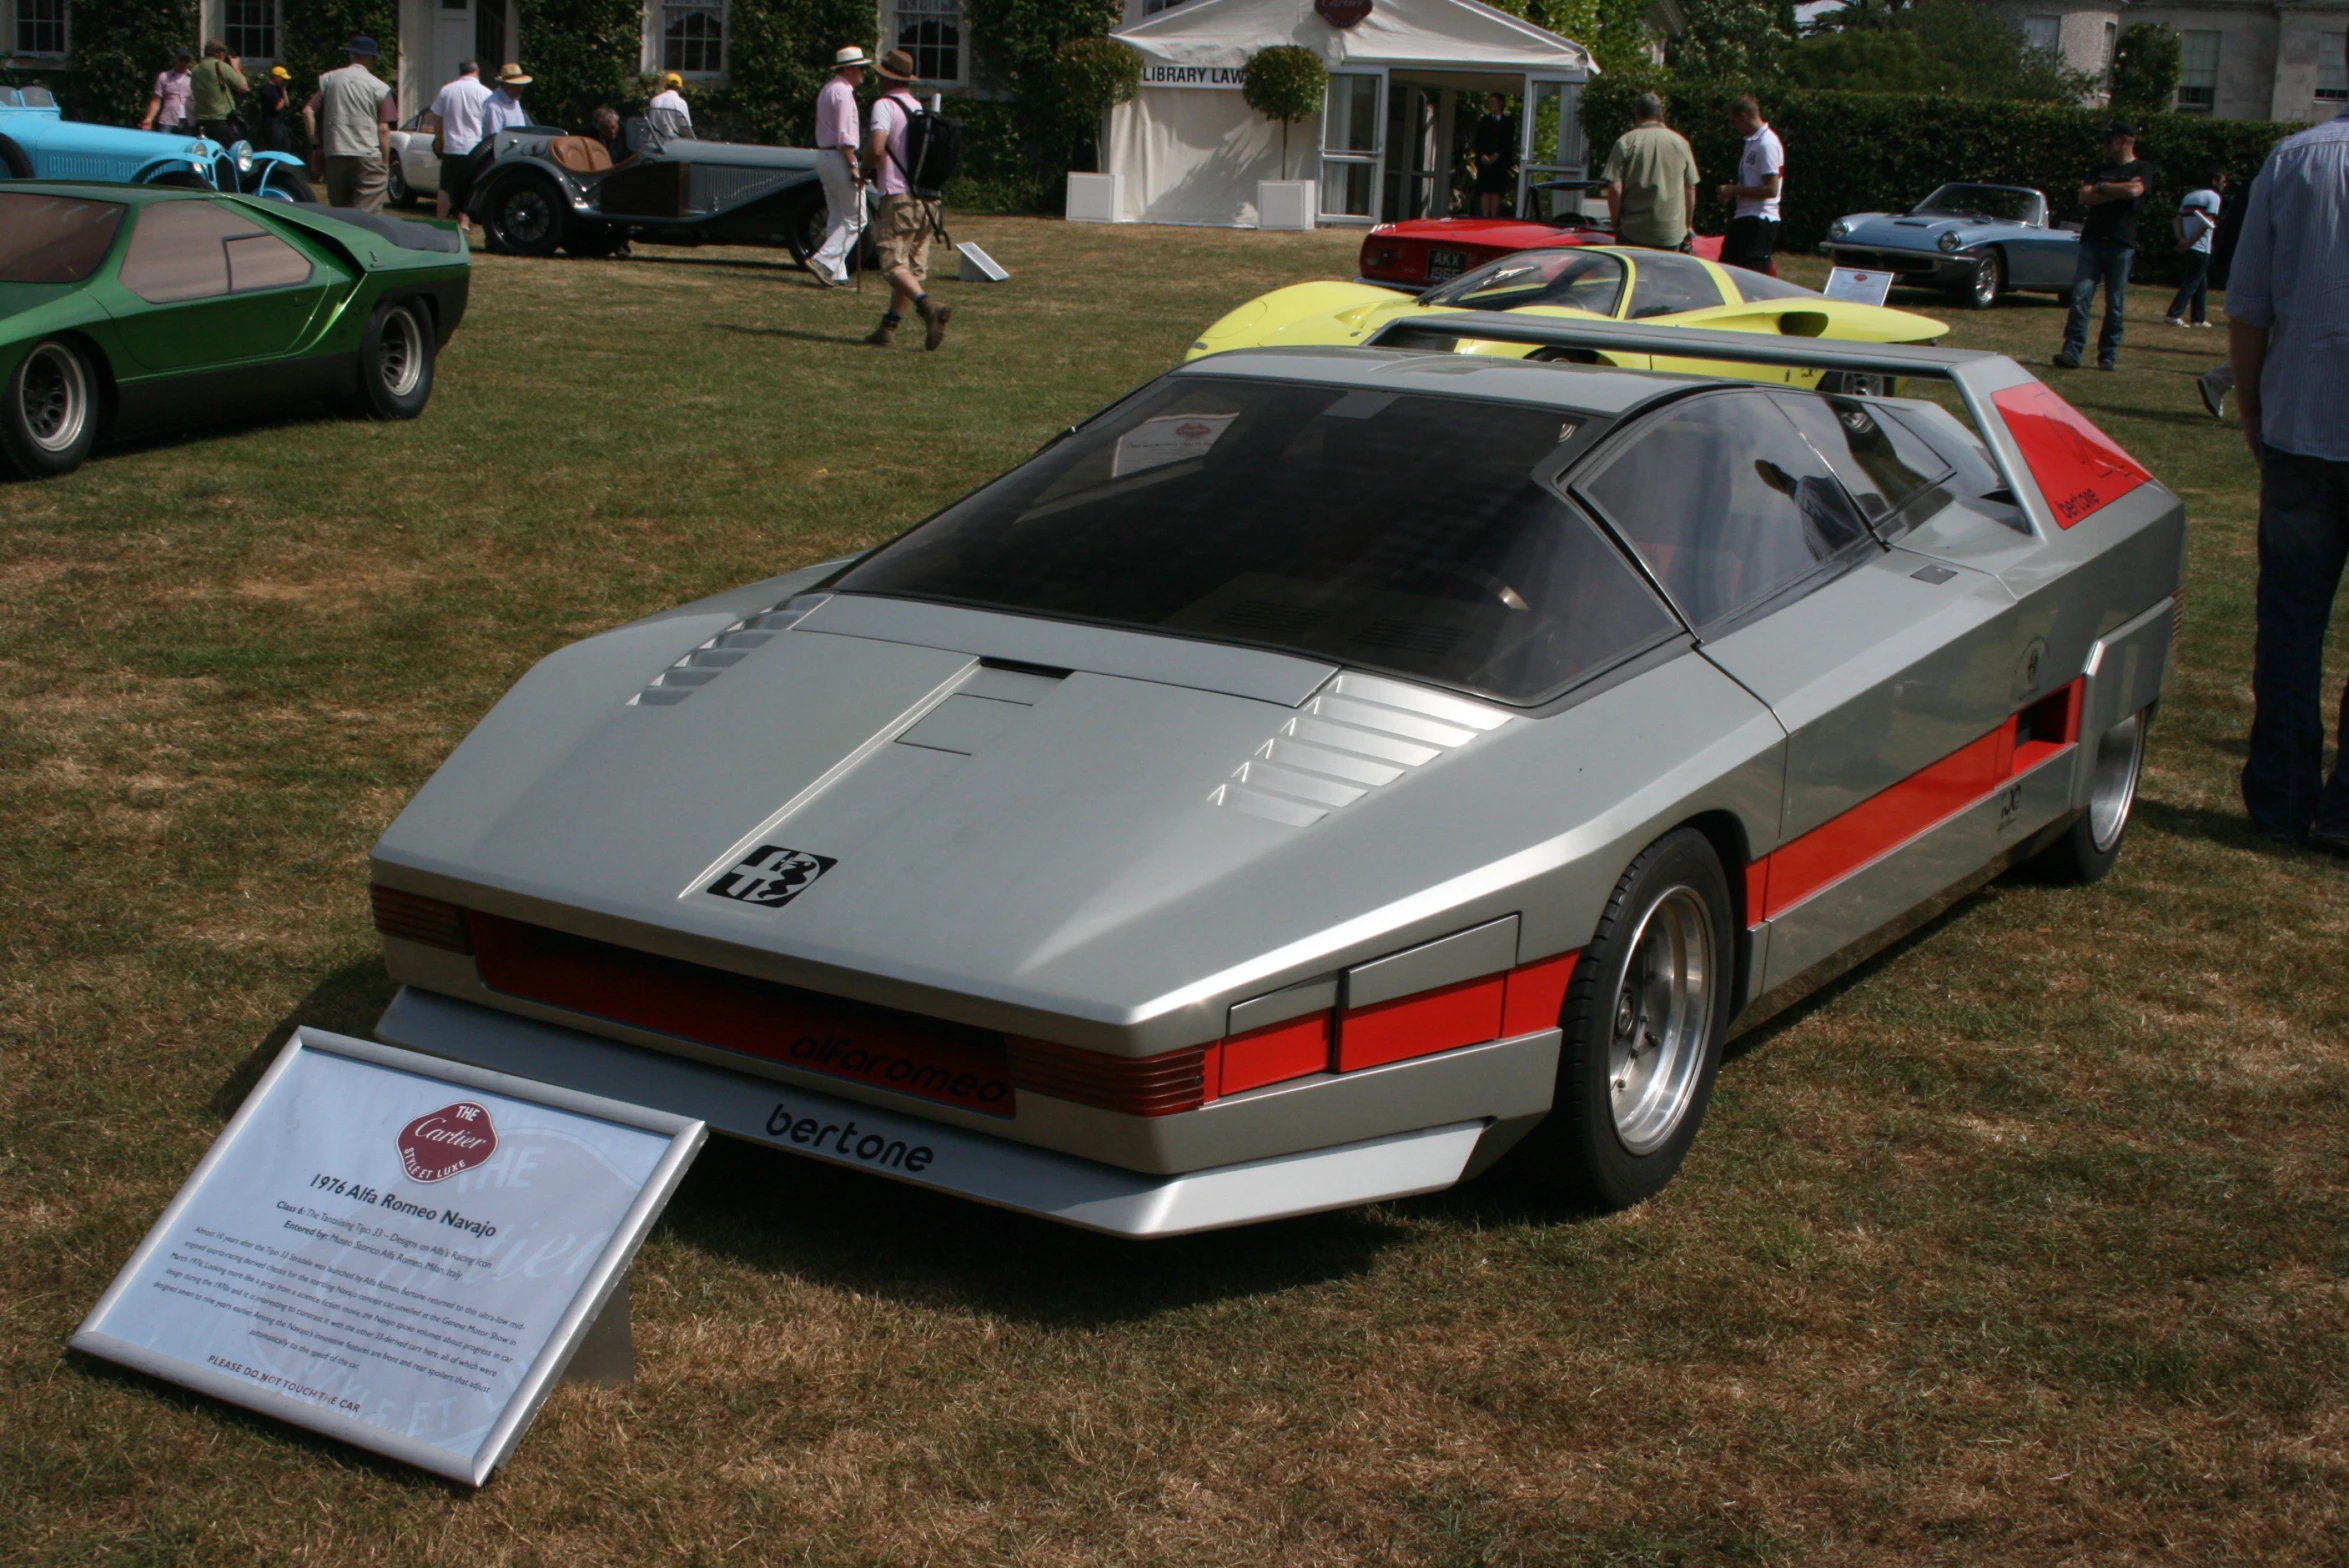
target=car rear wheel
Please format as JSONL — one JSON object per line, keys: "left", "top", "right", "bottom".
{"left": 1956, "top": 249, "right": 2003, "bottom": 310}
{"left": 387, "top": 159, "right": 414, "bottom": 208}
{"left": 1517, "top": 828, "right": 1733, "bottom": 1211}
{"left": 2, "top": 339, "right": 98, "bottom": 480}
{"left": 352, "top": 301, "right": 434, "bottom": 420}
{"left": 2030, "top": 705, "right": 2150, "bottom": 884}
{"left": 485, "top": 177, "right": 564, "bottom": 256}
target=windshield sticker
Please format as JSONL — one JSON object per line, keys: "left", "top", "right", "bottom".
{"left": 1112, "top": 413, "right": 1236, "bottom": 478}
{"left": 705, "top": 844, "right": 836, "bottom": 908}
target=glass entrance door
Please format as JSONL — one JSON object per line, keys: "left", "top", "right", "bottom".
{"left": 1517, "top": 76, "right": 1587, "bottom": 220}
{"left": 1382, "top": 82, "right": 1446, "bottom": 221}
{"left": 1318, "top": 71, "right": 1384, "bottom": 223}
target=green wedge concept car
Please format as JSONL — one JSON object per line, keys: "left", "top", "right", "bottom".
{"left": 0, "top": 183, "right": 470, "bottom": 479}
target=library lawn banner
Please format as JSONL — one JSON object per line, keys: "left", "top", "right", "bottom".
{"left": 72, "top": 1029, "right": 704, "bottom": 1486}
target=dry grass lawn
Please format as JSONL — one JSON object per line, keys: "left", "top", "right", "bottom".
{"left": 3, "top": 218, "right": 2346, "bottom": 1566}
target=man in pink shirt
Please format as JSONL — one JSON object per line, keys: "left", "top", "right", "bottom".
{"left": 141, "top": 48, "right": 195, "bottom": 134}
{"left": 808, "top": 45, "right": 868, "bottom": 288}
{"left": 862, "top": 50, "right": 951, "bottom": 349}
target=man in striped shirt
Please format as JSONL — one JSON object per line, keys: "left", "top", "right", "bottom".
{"left": 2229, "top": 41, "right": 2349, "bottom": 852}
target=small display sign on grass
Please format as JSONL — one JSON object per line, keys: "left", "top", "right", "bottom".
{"left": 1823, "top": 267, "right": 1895, "bottom": 307}
{"left": 72, "top": 1028, "right": 704, "bottom": 1487}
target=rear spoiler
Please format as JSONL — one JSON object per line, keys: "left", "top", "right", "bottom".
{"left": 1363, "top": 311, "right": 2105, "bottom": 537}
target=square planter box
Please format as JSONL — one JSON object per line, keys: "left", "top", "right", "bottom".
{"left": 1066, "top": 172, "right": 1125, "bottom": 224}
{"left": 1257, "top": 180, "right": 1316, "bottom": 231}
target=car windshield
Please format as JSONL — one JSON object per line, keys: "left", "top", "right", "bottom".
{"left": 1911, "top": 184, "right": 2039, "bottom": 223}
{"left": 0, "top": 194, "right": 127, "bottom": 284}
{"left": 832, "top": 376, "right": 1681, "bottom": 704}
{"left": 1420, "top": 249, "right": 1627, "bottom": 317}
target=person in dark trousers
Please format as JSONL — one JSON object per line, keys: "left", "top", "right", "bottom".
{"left": 1472, "top": 94, "right": 1514, "bottom": 218}
{"left": 2166, "top": 170, "right": 2225, "bottom": 327}
{"left": 2055, "top": 122, "right": 2154, "bottom": 371}
{"left": 255, "top": 65, "right": 292, "bottom": 151}
{"left": 2228, "top": 44, "right": 2349, "bottom": 854}
{"left": 1716, "top": 95, "right": 1782, "bottom": 273}
{"left": 190, "top": 41, "right": 247, "bottom": 147}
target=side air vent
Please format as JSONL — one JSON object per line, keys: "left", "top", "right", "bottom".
{"left": 631, "top": 593, "right": 830, "bottom": 708}
{"left": 1209, "top": 671, "right": 1510, "bottom": 828}
{"left": 370, "top": 883, "right": 474, "bottom": 953}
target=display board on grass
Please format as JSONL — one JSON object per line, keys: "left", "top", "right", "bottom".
{"left": 71, "top": 1029, "right": 705, "bottom": 1487}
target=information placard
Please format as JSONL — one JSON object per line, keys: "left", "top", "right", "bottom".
{"left": 72, "top": 1029, "right": 704, "bottom": 1486}
{"left": 1823, "top": 266, "right": 1895, "bottom": 307}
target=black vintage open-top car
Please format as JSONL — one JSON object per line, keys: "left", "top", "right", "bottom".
{"left": 466, "top": 122, "right": 834, "bottom": 264}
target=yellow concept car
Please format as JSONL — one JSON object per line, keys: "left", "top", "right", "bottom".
{"left": 1189, "top": 246, "right": 1948, "bottom": 393}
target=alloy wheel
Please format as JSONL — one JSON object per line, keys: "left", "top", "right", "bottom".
{"left": 2085, "top": 711, "right": 2145, "bottom": 854}
{"left": 377, "top": 308, "right": 424, "bottom": 399}
{"left": 1607, "top": 884, "right": 1715, "bottom": 1156}
{"left": 20, "top": 343, "right": 88, "bottom": 454}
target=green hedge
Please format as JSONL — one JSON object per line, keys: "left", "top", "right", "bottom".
{"left": 1581, "top": 76, "right": 2293, "bottom": 255}
{"left": 5, "top": 0, "right": 194, "bottom": 128}
{"left": 519, "top": 0, "right": 648, "bottom": 133}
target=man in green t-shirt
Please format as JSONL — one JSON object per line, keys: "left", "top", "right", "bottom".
{"left": 190, "top": 41, "right": 248, "bottom": 147}
{"left": 1600, "top": 93, "right": 1700, "bottom": 251}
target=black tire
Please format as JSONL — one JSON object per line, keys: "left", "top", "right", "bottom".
{"left": 1517, "top": 828, "right": 1734, "bottom": 1211}
{"left": 252, "top": 165, "right": 316, "bottom": 203}
{"left": 782, "top": 194, "right": 826, "bottom": 267}
{"left": 150, "top": 170, "right": 209, "bottom": 189}
{"left": 386, "top": 159, "right": 414, "bottom": 208}
{"left": 1819, "top": 371, "right": 1897, "bottom": 397}
{"left": 0, "top": 132, "right": 32, "bottom": 179}
{"left": 1, "top": 338, "right": 99, "bottom": 479}
{"left": 352, "top": 300, "right": 434, "bottom": 420}
{"left": 483, "top": 176, "right": 564, "bottom": 256}
{"left": 2029, "top": 704, "right": 2150, "bottom": 884}
{"left": 1955, "top": 248, "right": 2003, "bottom": 310}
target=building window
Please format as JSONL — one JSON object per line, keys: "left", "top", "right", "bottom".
{"left": 222, "top": 0, "right": 274, "bottom": 62}
{"left": 895, "top": 0, "right": 960, "bottom": 82}
{"left": 14, "top": 0, "right": 68, "bottom": 56}
{"left": 2176, "top": 29, "right": 2219, "bottom": 112}
{"left": 2320, "top": 32, "right": 2347, "bottom": 100}
{"left": 477, "top": 0, "right": 505, "bottom": 75}
{"left": 662, "top": 0, "right": 724, "bottom": 75}
{"left": 2022, "top": 14, "right": 2059, "bottom": 55}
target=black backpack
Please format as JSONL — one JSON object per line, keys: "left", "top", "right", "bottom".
{"left": 886, "top": 92, "right": 962, "bottom": 201}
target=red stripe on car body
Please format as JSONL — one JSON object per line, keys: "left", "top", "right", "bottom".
{"left": 1991, "top": 383, "right": 2152, "bottom": 528}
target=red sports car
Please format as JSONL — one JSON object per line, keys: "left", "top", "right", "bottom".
{"left": 1359, "top": 179, "right": 1731, "bottom": 291}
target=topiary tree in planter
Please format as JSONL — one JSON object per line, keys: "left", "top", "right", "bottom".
{"left": 1242, "top": 44, "right": 1326, "bottom": 179}
{"left": 1054, "top": 36, "right": 1141, "bottom": 173}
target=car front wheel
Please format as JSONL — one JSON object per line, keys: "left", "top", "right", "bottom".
{"left": 387, "top": 159, "right": 414, "bottom": 208}
{"left": 2, "top": 338, "right": 98, "bottom": 479}
{"left": 353, "top": 301, "right": 434, "bottom": 420}
{"left": 1519, "top": 828, "right": 1733, "bottom": 1211}
{"left": 1956, "top": 249, "right": 2003, "bottom": 310}
{"left": 485, "top": 178, "right": 564, "bottom": 256}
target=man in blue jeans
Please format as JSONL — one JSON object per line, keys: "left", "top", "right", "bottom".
{"left": 2229, "top": 56, "right": 2349, "bottom": 853}
{"left": 2054, "top": 123, "right": 2154, "bottom": 372}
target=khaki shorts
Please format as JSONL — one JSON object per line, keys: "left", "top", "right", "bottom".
{"left": 323, "top": 154, "right": 387, "bottom": 213}
{"left": 875, "top": 194, "right": 937, "bottom": 281}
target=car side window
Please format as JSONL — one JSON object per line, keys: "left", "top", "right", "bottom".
{"left": 1771, "top": 392, "right": 1949, "bottom": 525}
{"left": 119, "top": 202, "right": 312, "bottom": 304}
{"left": 1578, "top": 390, "right": 1873, "bottom": 629}
{"left": 1624, "top": 253, "right": 1724, "bottom": 319}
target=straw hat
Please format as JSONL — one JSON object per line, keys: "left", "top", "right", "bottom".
{"left": 497, "top": 62, "right": 532, "bottom": 85}
{"left": 875, "top": 48, "right": 917, "bottom": 82}
{"left": 832, "top": 45, "right": 873, "bottom": 69}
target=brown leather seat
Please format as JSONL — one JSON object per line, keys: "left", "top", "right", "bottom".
{"left": 547, "top": 135, "right": 613, "bottom": 176}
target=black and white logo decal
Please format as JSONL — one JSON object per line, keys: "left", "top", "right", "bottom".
{"left": 705, "top": 845, "right": 837, "bottom": 908}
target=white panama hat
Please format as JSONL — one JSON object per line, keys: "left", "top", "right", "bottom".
{"left": 833, "top": 45, "right": 873, "bottom": 68}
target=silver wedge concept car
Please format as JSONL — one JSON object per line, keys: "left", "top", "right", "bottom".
{"left": 369, "top": 318, "right": 2180, "bottom": 1237}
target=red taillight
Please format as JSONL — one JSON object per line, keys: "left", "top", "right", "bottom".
{"left": 1359, "top": 242, "right": 1426, "bottom": 282}
{"left": 1991, "top": 382, "right": 2152, "bottom": 528}
{"left": 1007, "top": 1037, "right": 1207, "bottom": 1118}
{"left": 370, "top": 883, "right": 473, "bottom": 953}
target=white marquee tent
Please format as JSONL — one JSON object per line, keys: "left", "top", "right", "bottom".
{"left": 1104, "top": 0, "right": 1592, "bottom": 228}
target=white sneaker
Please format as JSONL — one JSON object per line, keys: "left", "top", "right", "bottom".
{"left": 2164, "top": 316, "right": 2187, "bottom": 328}
{"left": 2193, "top": 319, "right": 2215, "bottom": 328}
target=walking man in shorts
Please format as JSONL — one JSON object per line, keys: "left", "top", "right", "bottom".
{"left": 304, "top": 37, "right": 395, "bottom": 212}
{"left": 863, "top": 50, "right": 951, "bottom": 349}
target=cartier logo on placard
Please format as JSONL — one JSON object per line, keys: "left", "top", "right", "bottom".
{"left": 397, "top": 1102, "right": 499, "bottom": 1183}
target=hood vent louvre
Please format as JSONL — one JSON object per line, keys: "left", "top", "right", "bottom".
{"left": 630, "top": 593, "right": 829, "bottom": 708}
{"left": 1209, "top": 672, "right": 1510, "bottom": 828}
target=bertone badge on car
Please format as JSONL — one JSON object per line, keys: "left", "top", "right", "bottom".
{"left": 368, "top": 317, "right": 2180, "bottom": 1237}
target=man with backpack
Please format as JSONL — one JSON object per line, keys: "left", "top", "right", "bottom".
{"left": 864, "top": 50, "right": 954, "bottom": 350}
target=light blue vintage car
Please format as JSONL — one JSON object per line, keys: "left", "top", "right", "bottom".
{"left": 1821, "top": 183, "right": 2079, "bottom": 310}
{"left": 0, "top": 83, "right": 313, "bottom": 201}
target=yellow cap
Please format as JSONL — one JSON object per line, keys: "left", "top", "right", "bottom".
{"left": 662, "top": 72, "right": 684, "bottom": 89}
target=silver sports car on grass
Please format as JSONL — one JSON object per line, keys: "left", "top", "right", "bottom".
{"left": 367, "top": 318, "right": 2179, "bottom": 1237}
{"left": 1823, "top": 184, "right": 2081, "bottom": 310}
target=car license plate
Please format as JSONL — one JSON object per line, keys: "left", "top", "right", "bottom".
{"left": 1427, "top": 249, "right": 1468, "bottom": 282}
